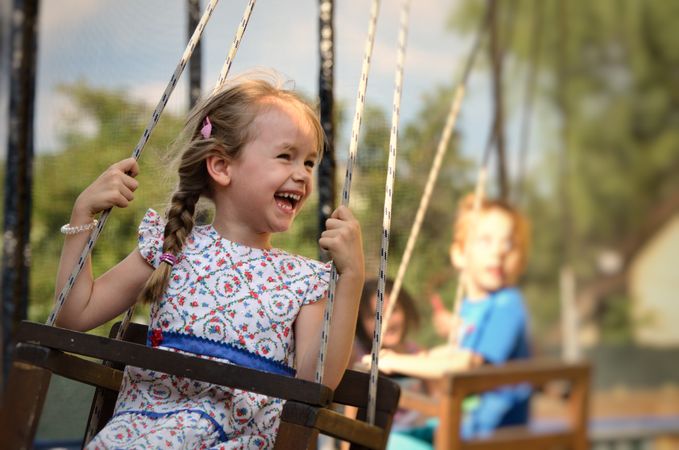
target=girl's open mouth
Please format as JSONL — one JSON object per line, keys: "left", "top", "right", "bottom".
{"left": 274, "top": 192, "right": 301, "bottom": 212}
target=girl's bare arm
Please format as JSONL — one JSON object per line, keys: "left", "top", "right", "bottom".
{"left": 54, "top": 158, "right": 153, "bottom": 331}
{"left": 295, "top": 206, "right": 364, "bottom": 389}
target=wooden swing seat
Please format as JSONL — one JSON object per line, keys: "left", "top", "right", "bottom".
{"left": 398, "top": 359, "right": 591, "bottom": 450}
{"left": 0, "top": 320, "right": 401, "bottom": 450}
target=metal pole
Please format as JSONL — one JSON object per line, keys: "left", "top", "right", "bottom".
{"left": 2, "top": 0, "right": 39, "bottom": 385}
{"left": 317, "top": 0, "right": 335, "bottom": 262}
{"left": 187, "top": 0, "right": 202, "bottom": 109}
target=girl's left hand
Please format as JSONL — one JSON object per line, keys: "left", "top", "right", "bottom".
{"left": 319, "top": 206, "right": 364, "bottom": 279}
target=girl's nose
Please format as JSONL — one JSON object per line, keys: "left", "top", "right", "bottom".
{"left": 292, "top": 163, "right": 311, "bottom": 182}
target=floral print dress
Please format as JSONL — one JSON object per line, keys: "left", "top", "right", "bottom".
{"left": 88, "top": 209, "right": 330, "bottom": 450}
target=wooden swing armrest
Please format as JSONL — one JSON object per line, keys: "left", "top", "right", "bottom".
{"left": 282, "top": 400, "right": 387, "bottom": 448}
{"left": 392, "top": 359, "right": 591, "bottom": 450}
{"left": 13, "top": 342, "right": 124, "bottom": 391}
{"left": 15, "top": 321, "right": 333, "bottom": 406}
{"left": 440, "top": 359, "right": 591, "bottom": 396}
{"left": 332, "top": 369, "right": 401, "bottom": 414}
{"left": 397, "top": 360, "right": 590, "bottom": 420}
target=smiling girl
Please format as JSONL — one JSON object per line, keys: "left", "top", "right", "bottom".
{"left": 54, "top": 73, "right": 365, "bottom": 449}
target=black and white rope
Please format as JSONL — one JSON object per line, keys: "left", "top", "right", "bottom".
{"left": 115, "top": 0, "right": 256, "bottom": 339}
{"left": 367, "top": 0, "right": 411, "bottom": 425}
{"left": 213, "top": 0, "right": 256, "bottom": 92}
{"left": 315, "top": 0, "right": 381, "bottom": 384}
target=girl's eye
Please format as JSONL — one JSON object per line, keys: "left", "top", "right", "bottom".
{"left": 277, "top": 153, "right": 291, "bottom": 160}
{"left": 305, "top": 160, "right": 315, "bottom": 169}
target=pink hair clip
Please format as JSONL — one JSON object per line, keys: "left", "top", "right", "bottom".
{"left": 200, "top": 116, "right": 212, "bottom": 139}
{"left": 159, "top": 252, "right": 178, "bottom": 266}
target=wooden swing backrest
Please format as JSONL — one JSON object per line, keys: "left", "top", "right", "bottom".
{"left": 0, "top": 321, "right": 400, "bottom": 450}
{"left": 398, "top": 359, "right": 591, "bottom": 450}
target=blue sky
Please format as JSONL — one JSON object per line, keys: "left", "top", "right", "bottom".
{"left": 1, "top": 0, "right": 513, "bottom": 163}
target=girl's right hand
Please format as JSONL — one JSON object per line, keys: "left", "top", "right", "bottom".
{"left": 319, "top": 205, "right": 364, "bottom": 279}
{"left": 72, "top": 158, "right": 140, "bottom": 220}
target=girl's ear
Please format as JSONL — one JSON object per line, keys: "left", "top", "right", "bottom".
{"left": 206, "top": 154, "right": 231, "bottom": 187}
{"left": 450, "top": 243, "right": 465, "bottom": 270}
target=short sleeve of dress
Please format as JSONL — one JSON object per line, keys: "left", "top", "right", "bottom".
{"left": 302, "top": 261, "right": 332, "bottom": 306}
{"left": 137, "top": 209, "right": 166, "bottom": 268}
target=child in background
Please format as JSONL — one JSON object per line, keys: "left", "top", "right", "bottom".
{"left": 347, "top": 278, "right": 431, "bottom": 450}
{"left": 372, "top": 194, "right": 532, "bottom": 445}
{"left": 55, "top": 74, "right": 365, "bottom": 449}
{"left": 350, "top": 278, "right": 421, "bottom": 367}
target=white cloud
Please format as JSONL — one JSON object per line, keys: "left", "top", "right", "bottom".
{"left": 39, "top": 0, "right": 107, "bottom": 35}
{"left": 37, "top": 88, "right": 96, "bottom": 152}
{"left": 129, "top": 80, "right": 187, "bottom": 114}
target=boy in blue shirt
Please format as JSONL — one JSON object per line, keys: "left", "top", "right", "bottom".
{"left": 373, "top": 194, "right": 532, "bottom": 447}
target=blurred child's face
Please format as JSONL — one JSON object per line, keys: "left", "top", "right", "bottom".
{"left": 452, "top": 208, "right": 522, "bottom": 299}
{"left": 361, "top": 293, "right": 405, "bottom": 349}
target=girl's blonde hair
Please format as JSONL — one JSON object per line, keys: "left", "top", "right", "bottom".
{"left": 451, "top": 193, "right": 531, "bottom": 281}
{"left": 139, "top": 74, "right": 324, "bottom": 304}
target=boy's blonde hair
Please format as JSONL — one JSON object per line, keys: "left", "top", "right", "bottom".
{"left": 450, "top": 193, "right": 531, "bottom": 281}
{"left": 139, "top": 74, "right": 324, "bottom": 304}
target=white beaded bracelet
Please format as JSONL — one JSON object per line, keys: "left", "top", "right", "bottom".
{"left": 60, "top": 219, "right": 99, "bottom": 235}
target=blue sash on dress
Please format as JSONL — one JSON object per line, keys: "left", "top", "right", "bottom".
{"left": 147, "top": 329, "right": 296, "bottom": 377}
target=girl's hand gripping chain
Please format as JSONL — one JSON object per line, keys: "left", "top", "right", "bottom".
{"left": 71, "top": 158, "right": 140, "bottom": 223}
{"left": 319, "top": 206, "right": 365, "bottom": 281}
{"left": 56, "top": 157, "right": 148, "bottom": 331}
{"left": 296, "top": 206, "right": 364, "bottom": 389}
